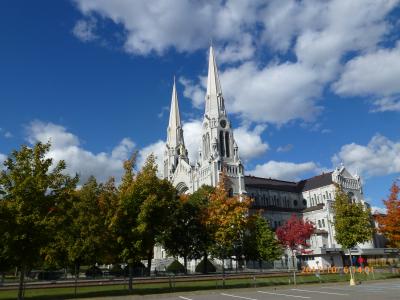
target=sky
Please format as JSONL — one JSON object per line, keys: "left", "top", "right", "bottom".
{"left": 0, "top": 0, "right": 399, "bottom": 212}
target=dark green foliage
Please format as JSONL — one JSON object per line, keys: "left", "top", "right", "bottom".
{"left": 85, "top": 266, "right": 103, "bottom": 278}
{"left": 0, "top": 142, "right": 78, "bottom": 299}
{"left": 37, "top": 270, "right": 63, "bottom": 281}
{"left": 109, "top": 264, "right": 123, "bottom": 277}
{"left": 123, "top": 261, "right": 146, "bottom": 277}
{"left": 244, "top": 213, "right": 282, "bottom": 262}
{"left": 166, "top": 260, "right": 186, "bottom": 274}
{"left": 195, "top": 259, "right": 216, "bottom": 273}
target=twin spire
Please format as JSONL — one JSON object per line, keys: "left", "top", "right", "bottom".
{"left": 205, "top": 46, "right": 225, "bottom": 118}
{"left": 166, "top": 46, "right": 224, "bottom": 150}
{"left": 167, "top": 77, "right": 184, "bottom": 149}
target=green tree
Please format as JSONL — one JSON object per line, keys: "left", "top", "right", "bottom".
{"left": 333, "top": 185, "right": 373, "bottom": 285}
{"left": 44, "top": 176, "right": 115, "bottom": 296}
{"left": 162, "top": 186, "right": 214, "bottom": 273}
{"left": 187, "top": 185, "right": 215, "bottom": 273}
{"left": 111, "top": 153, "right": 139, "bottom": 291}
{"left": 0, "top": 142, "right": 78, "bottom": 300}
{"left": 134, "top": 155, "right": 180, "bottom": 275}
{"left": 244, "top": 213, "right": 282, "bottom": 269}
{"left": 0, "top": 203, "right": 15, "bottom": 285}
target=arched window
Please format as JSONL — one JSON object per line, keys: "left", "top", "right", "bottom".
{"left": 219, "top": 131, "right": 225, "bottom": 157}
{"left": 225, "top": 132, "right": 230, "bottom": 157}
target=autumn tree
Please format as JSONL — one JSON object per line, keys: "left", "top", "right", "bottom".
{"left": 276, "top": 214, "right": 315, "bottom": 270}
{"left": 0, "top": 142, "right": 78, "bottom": 300}
{"left": 377, "top": 181, "right": 400, "bottom": 249}
{"left": 333, "top": 185, "right": 373, "bottom": 285}
{"left": 243, "top": 213, "right": 282, "bottom": 269}
{"left": 206, "top": 173, "right": 251, "bottom": 272}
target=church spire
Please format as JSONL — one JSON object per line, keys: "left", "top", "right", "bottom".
{"left": 205, "top": 46, "right": 225, "bottom": 118}
{"left": 167, "top": 77, "right": 185, "bottom": 148}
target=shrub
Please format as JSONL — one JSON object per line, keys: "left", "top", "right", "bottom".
{"left": 37, "top": 270, "right": 63, "bottom": 280}
{"left": 195, "top": 259, "right": 216, "bottom": 273}
{"left": 166, "top": 260, "right": 186, "bottom": 274}
{"left": 123, "top": 261, "right": 146, "bottom": 277}
{"left": 85, "top": 266, "right": 103, "bottom": 278}
{"left": 109, "top": 264, "right": 123, "bottom": 277}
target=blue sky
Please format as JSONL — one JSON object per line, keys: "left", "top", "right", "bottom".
{"left": 0, "top": 0, "right": 399, "bottom": 211}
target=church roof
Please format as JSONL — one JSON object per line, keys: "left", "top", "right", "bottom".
{"left": 298, "top": 172, "right": 333, "bottom": 192}
{"left": 245, "top": 171, "right": 334, "bottom": 193}
{"left": 244, "top": 176, "right": 300, "bottom": 192}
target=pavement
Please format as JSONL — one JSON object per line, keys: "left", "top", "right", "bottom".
{"left": 79, "top": 278, "right": 400, "bottom": 300}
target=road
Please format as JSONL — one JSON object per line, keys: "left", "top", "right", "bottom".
{"left": 78, "top": 279, "right": 400, "bottom": 300}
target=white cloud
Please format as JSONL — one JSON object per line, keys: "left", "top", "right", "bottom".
{"left": 371, "top": 97, "right": 400, "bottom": 112}
{"left": 137, "top": 140, "right": 165, "bottom": 176}
{"left": 221, "top": 61, "right": 322, "bottom": 124}
{"left": 371, "top": 206, "right": 387, "bottom": 214}
{"left": 26, "top": 120, "right": 135, "bottom": 183}
{"left": 332, "top": 134, "right": 400, "bottom": 178}
{"left": 248, "top": 160, "right": 319, "bottom": 182}
{"left": 4, "top": 132, "right": 12, "bottom": 138}
{"left": 215, "top": 34, "right": 255, "bottom": 64}
{"left": 334, "top": 42, "right": 400, "bottom": 111}
{"left": 179, "top": 77, "right": 205, "bottom": 109}
{"left": 0, "top": 153, "right": 6, "bottom": 171}
{"left": 73, "top": 0, "right": 399, "bottom": 123}
{"left": 182, "top": 119, "right": 202, "bottom": 163}
{"left": 72, "top": 18, "right": 98, "bottom": 42}
{"left": 73, "top": 0, "right": 260, "bottom": 60}
{"left": 277, "top": 144, "right": 293, "bottom": 153}
{"left": 233, "top": 124, "right": 269, "bottom": 161}
{"left": 0, "top": 128, "right": 13, "bottom": 139}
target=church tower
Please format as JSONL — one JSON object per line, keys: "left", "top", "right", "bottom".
{"left": 163, "top": 78, "right": 188, "bottom": 181}
{"left": 196, "top": 46, "right": 245, "bottom": 195}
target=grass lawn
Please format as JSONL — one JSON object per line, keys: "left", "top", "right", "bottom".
{"left": 0, "top": 272, "right": 399, "bottom": 300}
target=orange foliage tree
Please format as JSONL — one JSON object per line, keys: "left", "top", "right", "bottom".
{"left": 205, "top": 172, "right": 251, "bottom": 267}
{"left": 377, "top": 181, "right": 400, "bottom": 248}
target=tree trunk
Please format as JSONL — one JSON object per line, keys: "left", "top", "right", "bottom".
{"left": 74, "top": 261, "right": 80, "bottom": 297}
{"left": 292, "top": 251, "right": 297, "bottom": 285}
{"left": 222, "top": 258, "right": 225, "bottom": 288}
{"left": 17, "top": 265, "right": 25, "bottom": 300}
{"left": 128, "top": 262, "right": 133, "bottom": 292}
{"left": 1, "top": 272, "right": 4, "bottom": 286}
{"left": 348, "top": 249, "right": 356, "bottom": 284}
{"left": 183, "top": 256, "right": 188, "bottom": 274}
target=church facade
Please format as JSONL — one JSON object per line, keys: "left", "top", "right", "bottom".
{"left": 163, "top": 46, "right": 244, "bottom": 196}
{"left": 161, "top": 47, "right": 386, "bottom": 269}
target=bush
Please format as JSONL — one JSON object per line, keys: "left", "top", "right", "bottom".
{"left": 123, "top": 261, "right": 146, "bottom": 277}
{"left": 37, "top": 270, "right": 63, "bottom": 281}
{"left": 166, "top": 260, "right": 186, "bottom": 274}
{"left": 195, "top": 259, "right": 216, "bottom": 273}
{"left": 109, "top": 264, "right": 123, "bottom": 277}
{"left": 85, "top": 266, "right": 103, "bottom": 278}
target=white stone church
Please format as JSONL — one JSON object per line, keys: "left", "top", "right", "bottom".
{"left": 159, "top": 46, "right": 389, "bottom": 270}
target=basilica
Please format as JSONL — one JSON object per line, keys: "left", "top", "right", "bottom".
{"left": 160, "top": 46, "right": 389, "bottom": 270}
